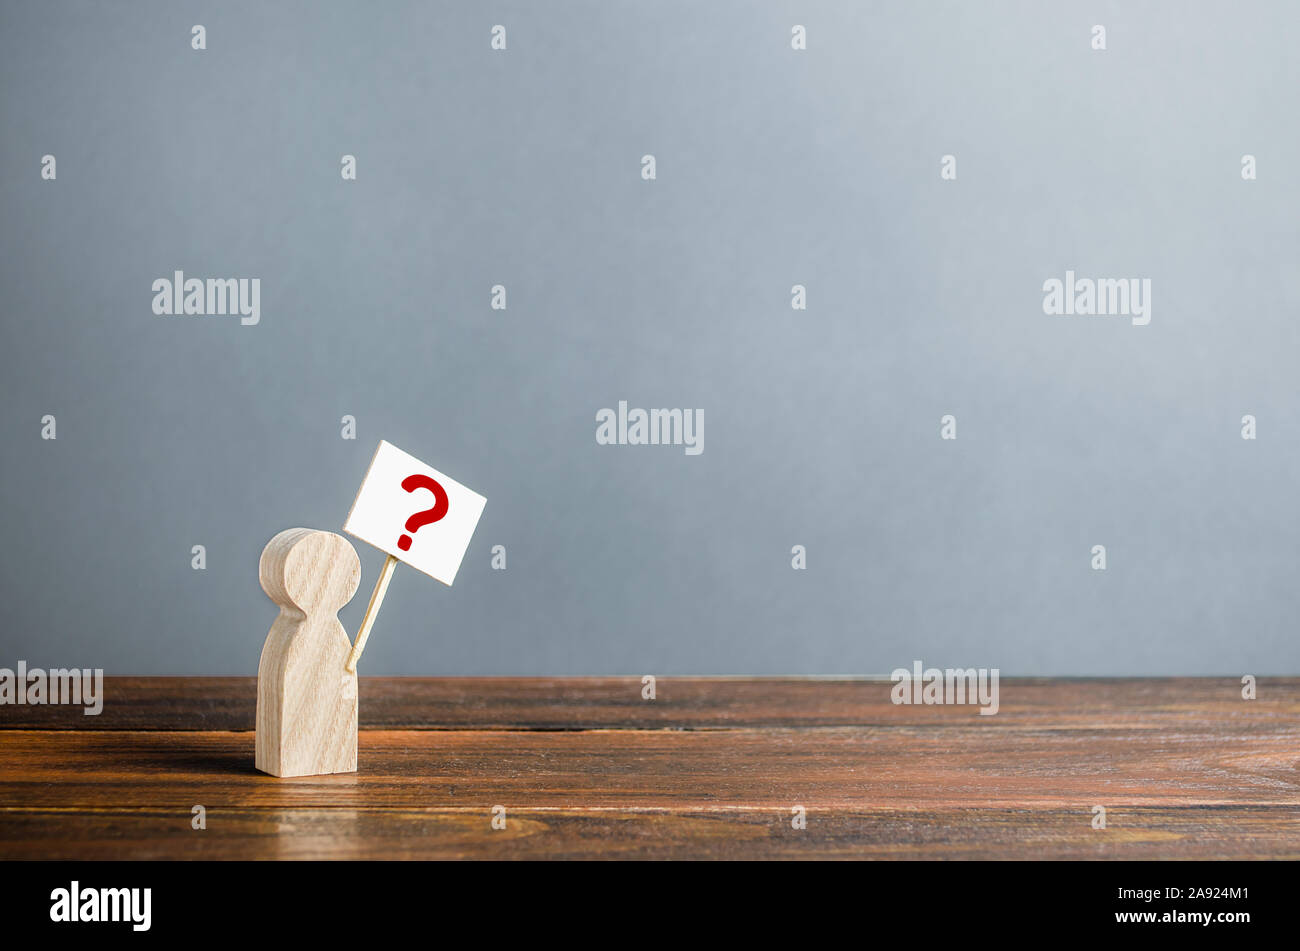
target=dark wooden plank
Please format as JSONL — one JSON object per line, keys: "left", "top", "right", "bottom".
{"left": 2, "top": 676, "right": 1296, "bottom": 731}
{"left": 2, "top": 725, "right": 1297, "bottom": 809}
{"left": 1, "top": 805, "right": 1295, "bottom": 860}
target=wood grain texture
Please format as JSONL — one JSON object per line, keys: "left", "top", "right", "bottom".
{"left": 255, "top": 529, "right": 360, "bottom": 778}
{"left": 1, "top": 677, "right": 1297, "bottom": 859}
{"left": 5, "top": 676, "right": 1295, "bottom": 731}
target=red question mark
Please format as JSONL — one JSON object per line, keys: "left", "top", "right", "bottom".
{"left": 397, "top": 474, "right": 449, "bottom": 551}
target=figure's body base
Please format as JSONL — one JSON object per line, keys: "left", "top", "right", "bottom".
{"left": 254, "top": 528, "right": 363, "bottom": 781}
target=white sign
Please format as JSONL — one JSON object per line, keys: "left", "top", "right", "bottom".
{"left": 344, "top": 441, "right": 487, "bottom": 585}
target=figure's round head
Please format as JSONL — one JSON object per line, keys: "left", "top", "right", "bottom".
{"left": 259, "top": 528, "right": 361, "bottom": 614}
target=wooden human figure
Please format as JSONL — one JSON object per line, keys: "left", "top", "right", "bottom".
{"left": 256, "top": 528, "right": 361, "bottom": 777}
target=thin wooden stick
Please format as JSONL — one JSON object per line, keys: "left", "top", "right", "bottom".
{"left": 344, "top": 553, "right": 397, "bottom": 673}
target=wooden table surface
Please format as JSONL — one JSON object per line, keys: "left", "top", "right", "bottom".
{"left": 2, "top": 677, "right": 1298, "bottom": 859}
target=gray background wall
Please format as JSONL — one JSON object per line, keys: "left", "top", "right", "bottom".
{"left": 2, "top": 2, "right": 1297, "bottom": 675}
